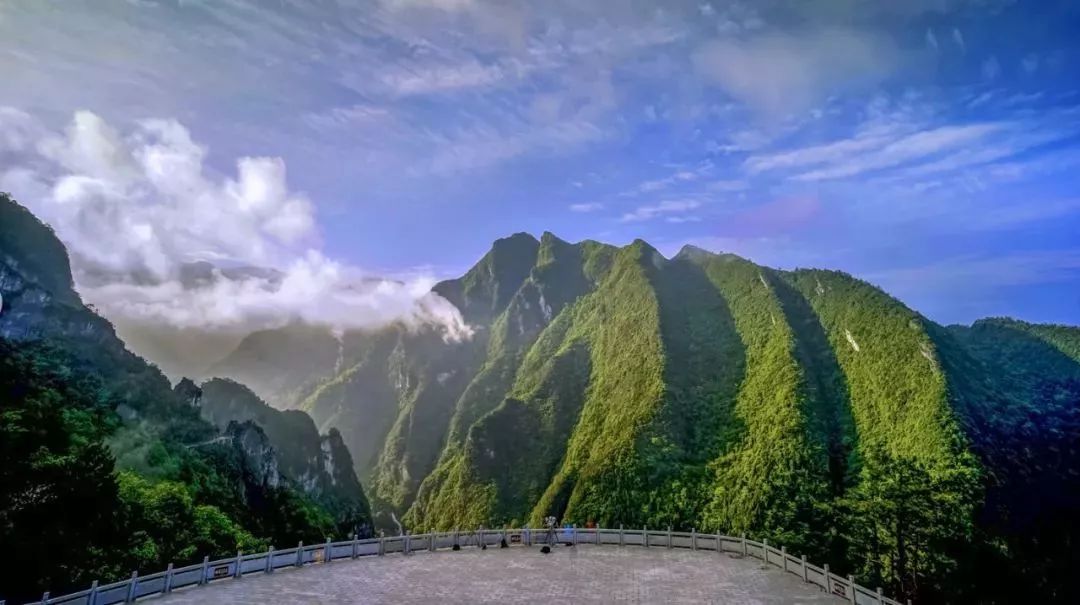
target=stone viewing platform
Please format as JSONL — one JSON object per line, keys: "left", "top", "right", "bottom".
{"left": 151, "top": 544, "right": 842, "bottom": 604}
{"left": 22, "top": 528, "right": 902, "bottom": 605}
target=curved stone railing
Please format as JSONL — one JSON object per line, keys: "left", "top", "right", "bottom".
{"left": 13, "top": 527, "right": 907, "bottom": 605}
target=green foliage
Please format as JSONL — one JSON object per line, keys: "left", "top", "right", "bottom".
{"left": 0, "top": 193, "right": 371, "bottom": 602}
{"left": 0, "top": 340, "right": 353, "bottom": 602}
{"left": 0, "top": 341, "right": 121, "bottom": 601}
{"left": 115, "top": 471, "right": 264, "bottom": 571}
{"left": 841, "top": 454, "right": 980, "bottom": 603}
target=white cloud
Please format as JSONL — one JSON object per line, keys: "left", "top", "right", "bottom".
{"left": 624, "top": 161, "right": 714, "bottom": 196}
{"left": 925, "top": 28, "right": 939, "bottom": 51}
{"left": 745, "top": 132, "right": 894, "bottom": 174}
{"left": 0, "top": 106, "right": 46, "bottom": 153}
{"left": 2, "top": 109, "right": 471, "bottom": 341}
{"left": 569, "top": 202, "right": 604, "bottom": 212}
{"left": 982, "top": 56, "right": 1001, "bottom": 81}
{"left": 378, "top": 60, "right": 511, "bottom": 97}
{"left": 693, "top": 28, "right": 897, "bottom": 118}
{"left": 302, "top": 104, "right": 392, "bottom": 132}
{"left": 621, "top": 199, "right": 701, "bottom": 222}
{"left": 382, "top": 0, "right": 477, "bottom": 11}
{"left": 791, "top": 123, "right": 1002, "bottom": 181}
{"left": 952, "top": 27, "right": 966, "bottom": 53}
{"left": 1021, "top": 54, "right": 1039, "bottom": 74}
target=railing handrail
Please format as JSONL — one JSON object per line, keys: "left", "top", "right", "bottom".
{"left": 13, "top": 527, "right": 907, "bottom": 605}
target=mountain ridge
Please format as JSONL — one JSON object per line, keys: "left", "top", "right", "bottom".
{"left": 208, "top": 230, "right": 1079, "bottom": 603}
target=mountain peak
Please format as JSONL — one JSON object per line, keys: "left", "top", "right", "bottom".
{"left": 675, "top": 244, "right": 714, "bottom": 260}
{"left": 493, "top": 231, "right": 538, "bottom": 247}
{"left": 539, "top": 231, "right": 568, "bottom": 245}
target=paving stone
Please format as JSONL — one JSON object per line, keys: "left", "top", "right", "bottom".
{"left": 150, "top": 545, "right": 843, "bottom": 604}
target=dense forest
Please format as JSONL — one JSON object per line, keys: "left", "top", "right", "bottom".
{"left": 218, "top": 232, "right": 1080, "bottom": 604}
{"left": 0, "top": 194, "right": 372, "bottom": 603}
{"left": 4, "top": 190, "right": 1080, "bottom": 603}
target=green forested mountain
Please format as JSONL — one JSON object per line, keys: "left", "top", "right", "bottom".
{"left": 0, "top": 194, "right": 372, "bottom": 603}
{"left": 214, "top": 232, "right": 1079, "bottom": 604}
{"left": 197, "top": 377, "right": 372, "bottom": 533}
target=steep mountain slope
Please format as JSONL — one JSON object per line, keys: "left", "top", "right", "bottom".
{"left": 197, "top": 378, "right": 372, "bottom": 533}
{"left": 206, "top": 230, "right": 1078, "bottom": 603}
{"left": 0, "top": 193, "right": 373, "bottom": 603}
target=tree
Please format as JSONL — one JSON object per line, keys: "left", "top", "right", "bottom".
{"left": 841, "top": 453, "right": 979, "bottom": 602}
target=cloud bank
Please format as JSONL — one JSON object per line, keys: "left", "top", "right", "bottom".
{"left": 0, "top": 109, "right": 472, "bottom": 344}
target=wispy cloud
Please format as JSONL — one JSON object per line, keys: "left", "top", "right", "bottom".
{"left": 791, "top": 123, "right": 1002, "bottom": 181}
{"left": 621, "top": 199, "right": 702, "bottom": 222}
{"left": 623, "top": 161, "right": 715, "bottom": 196}
{"left": 569, "top": 202, "right": 604, "bottom": 212}
{"left": 693, "top": 28, "right": 898, "bottom": 118}
{"left": 302, "top": 104, "right": 392, "bottom": 132}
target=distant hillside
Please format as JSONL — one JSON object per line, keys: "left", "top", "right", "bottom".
{"left": 213, "top": 231, "right": 1080, "bottom": 604}
{"left": 0, "top": 193, "right": 372, "bottom": 603}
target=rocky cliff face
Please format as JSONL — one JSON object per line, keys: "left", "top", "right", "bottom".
{"left": 226, "top": 420, "right": 283, "bottom": 489}
{"left": 195, "top": 377, "right": 372, "bottom": 529}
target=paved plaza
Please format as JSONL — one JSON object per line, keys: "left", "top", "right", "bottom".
{"left": 150, "top": 544, "right": 843, "bottom": 604}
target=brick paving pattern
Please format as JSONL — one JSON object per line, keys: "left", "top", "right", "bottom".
{"left": 151, "top": 544, "right": 844, "bottom": 604}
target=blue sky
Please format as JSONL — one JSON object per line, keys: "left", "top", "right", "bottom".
{"left": 1, "top": 0, "right": 1080, "bottom": 327}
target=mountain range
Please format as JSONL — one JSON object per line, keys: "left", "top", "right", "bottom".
{"left": 3, "top": 189, "right": 1079, "bottom": 603}
{"left": 209, "top": 231, "right": 1080, "bottom": 603}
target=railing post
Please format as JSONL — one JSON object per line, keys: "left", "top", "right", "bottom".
{"left": 781, "top": 546, "right": 787, "bottom": 572}
{"left": 404, "top": 532, "right": 411, "bottom": 555}
{"left": 763, "top": 539, "right": 769, "bottom": 563}
{"left": 234, "top": 551, "right": 243, "bottom": 578}
{"left": 595, "top": 525, "right": 600, "bottom": 545}
{"left": 296, "top": 541, "right": 304, "bottom": 567}
{"left": 164, "top": 563, "right": 174, "bottom": 593}
{"left": 431, "top": 530, "right": 437, "bottom": 552}
{"left": 125, "top": 571, "right": 138, "bottom": 603}
{"left": 353, "top": 534, "right": 359, "bottom": 559}
{"left": 200, "top": 556, "right": 209, "bottom": 585}
{"left": 572, "top": 524, "right": 577, "bottom": 546}
{"left": 848, "top": 575, "right": 857, "bottom": 604}
{"left": 379, "top": 531, "right": 386, "bottom": 556}
{"left": 667, "top": 526, "right": 672, "bottom": 549}
{"left": 644, "top": 526, "right": 649, "bottom": 548}
{"left": 267, "top": 546, "right": 275, "bottom": 572}
{"left": 877, "top": 586, "right": 884, "bottom": 604}
{"left": 824, "top": 564, "right": 831, "bottom": 593}
{"left": 801, "top": 555, "right": 808, "bottom": 582}
{"left": 741, "top": 533, "right": 747, "bottom": 556}
{"left": 40, "top": 592, "right": 49, "bottom": 605}
{"left": 88, "top": 580, "right": 99, "bottom": 605}
{"left": 691, "top": 528, "right": 697, "bottom": 551}
{"left": 619, "top": 524, "right": 624, "bottom": 547}
{"left": 324, "top": 537, "right": 331, "bottom": 563}
{"left": 453, "top": 528, "right": 459, "bottom": 548}
{"left": 524, "top": 526, "right": 530, "bottom": 546}
{"left": 716, "top": 531, "right": 722, "bottom": 554}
